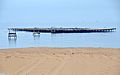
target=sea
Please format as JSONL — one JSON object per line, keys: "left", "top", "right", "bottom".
{"left": 0, "top": 23, "right": 120, "bottom": 49}
{"left": 0, "top": 0, "right": 120, "bottom": 49}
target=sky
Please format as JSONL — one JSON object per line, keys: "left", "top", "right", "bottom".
{"left": 0, "top": 0, "right": 120, "bottom": 24}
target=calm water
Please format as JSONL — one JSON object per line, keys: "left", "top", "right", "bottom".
{"left": 0, "top": 0, "right": 120, "bottom": 48}
{"left": 0, "top": 24, "right": 120, "bottom": 49}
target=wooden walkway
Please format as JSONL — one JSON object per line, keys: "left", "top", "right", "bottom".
{"left": 8, "top": 27, "right": 116, "bottom": 33}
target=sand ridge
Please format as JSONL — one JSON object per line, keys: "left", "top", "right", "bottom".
{"left": 0, "top": 47, "right": 120, "bottom": 75}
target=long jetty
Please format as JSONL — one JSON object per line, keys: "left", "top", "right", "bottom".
{"left": 8, "top": 27, "right": 116, "bottom": 33}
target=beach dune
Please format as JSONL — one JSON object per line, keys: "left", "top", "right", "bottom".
{"left": 0, "top": 48, "right": 120, "bottom": 75}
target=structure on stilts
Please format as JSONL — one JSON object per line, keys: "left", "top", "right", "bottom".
{"left": 8, "top": 28, "right": 17, "bottom": 39}
{"left": 8, "top": 27, "right": 116, "bottom": 34}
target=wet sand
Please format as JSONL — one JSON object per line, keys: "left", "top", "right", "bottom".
{"left": 0, "top": 47, "right": 120, "bottom": 75}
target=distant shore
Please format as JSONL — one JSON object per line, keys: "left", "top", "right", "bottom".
{"left": 0, "top": 47, "right": 120, "bottom": 75}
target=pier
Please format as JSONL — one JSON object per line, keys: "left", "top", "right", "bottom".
{"left": 8, "top": 27, "right": 116, "bottom": 33}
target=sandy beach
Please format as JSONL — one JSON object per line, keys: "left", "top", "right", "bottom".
{"left": 0, "top": 47, "right": 120, "bottom": 75}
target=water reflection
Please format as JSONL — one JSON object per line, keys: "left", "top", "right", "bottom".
{"left": 51, "top": 33, "right": 60, "bottom": 38}
{"left": 8, "top": 37, "right": 17, "bottom": 46}
{"left": 33, "top": 33, "right": 40, "bottom": 40}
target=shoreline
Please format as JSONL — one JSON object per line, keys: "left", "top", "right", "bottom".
{"left": 0, "top": 47, "right": 120, "bottom": 50}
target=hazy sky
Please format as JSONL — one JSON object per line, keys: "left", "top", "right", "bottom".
{"left": 0, "top": 0, "right": 120, "bottom": 24}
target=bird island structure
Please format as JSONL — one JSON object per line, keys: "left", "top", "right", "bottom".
{"left": 8, "top": 28, "right": 17, "bottom": 38}
{"left": 8, "top": 27, "right": 116, "bottom": 34}
{"left": 8, "top": 27, "right": 116, "bottom": 38}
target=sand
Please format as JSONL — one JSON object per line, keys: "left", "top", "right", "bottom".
{"left": 0, "top": 47, "right": 120, "bottom": 75}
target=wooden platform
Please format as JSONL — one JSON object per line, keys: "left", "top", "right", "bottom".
{"left": 8, "top": 27, "right": 116, "bottom": 33}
